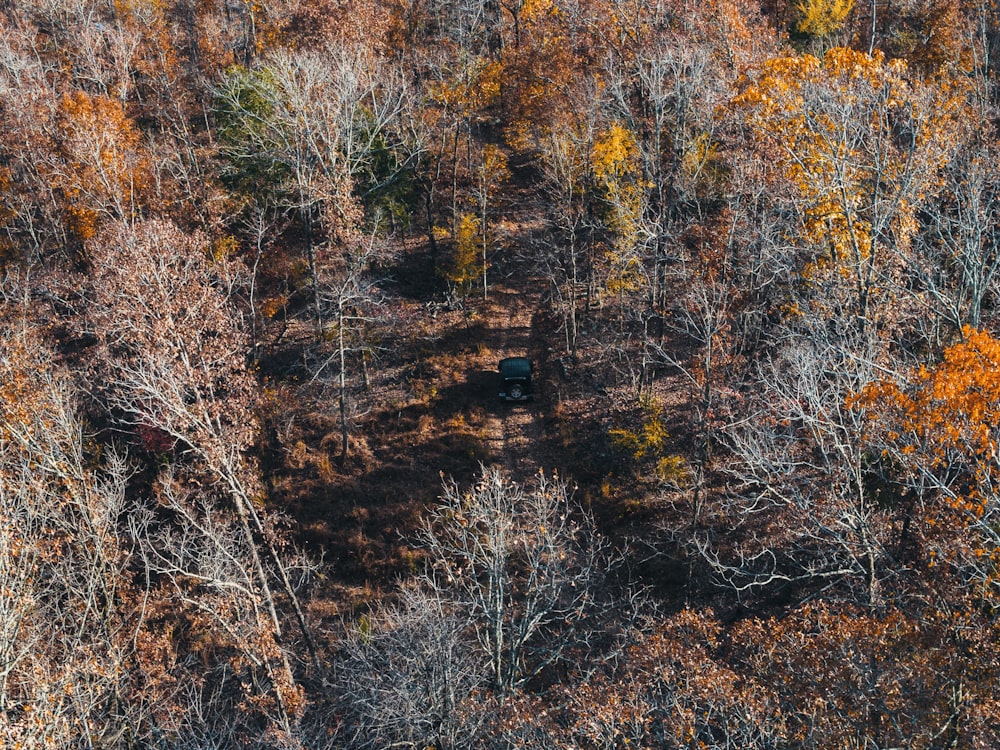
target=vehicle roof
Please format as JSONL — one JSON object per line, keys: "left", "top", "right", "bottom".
{"left": 499, "top": 357, "right": 532, "bottom": 377}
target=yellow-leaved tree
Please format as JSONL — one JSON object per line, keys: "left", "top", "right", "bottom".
{"left": 445, "top": 212, "right": 483, "bottom": 300}
{"left": 794, "top": 0, "right": 854, "bottom": 40}
{"left": 734, "top": 47, "right": 964, "bottom": 331}
{"left": 472, "top": 144, "right": 510, "bottom": 299}
{"left": 591, "top": 122, "right": 647, "bottom": 311}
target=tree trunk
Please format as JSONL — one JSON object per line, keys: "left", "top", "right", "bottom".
{"left": 339, "top": 301, "right": 349, "bottom": 464}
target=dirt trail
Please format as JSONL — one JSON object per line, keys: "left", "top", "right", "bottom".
{"left": 480, "top": 281, "right": 546, "bottom": 481}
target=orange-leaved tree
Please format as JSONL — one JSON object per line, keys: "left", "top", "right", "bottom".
{"left": 57, "top": 90, "right": 151, "bottom": 243}
{"left": 853, "top": 326, "right": 1000, "bottom": 594}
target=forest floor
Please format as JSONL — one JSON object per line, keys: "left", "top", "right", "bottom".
{"left": 261, "top": 193, "right": 697, "bottom": 622}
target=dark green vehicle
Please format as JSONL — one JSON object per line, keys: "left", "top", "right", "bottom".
{"left": 498, "top": 357, "right": 534, "bottom": 401}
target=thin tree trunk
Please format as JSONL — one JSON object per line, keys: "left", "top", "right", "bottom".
{"left": 302, "top": 200, "right": 323, "bottom": 339}
{"left": 869, "top": 0, "right": 877, "bottom": 55}
{"left": 339, "top": 301, "right": 349, "bottom": 464}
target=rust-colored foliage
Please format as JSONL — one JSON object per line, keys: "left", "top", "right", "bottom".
{"left": 528, "top": 609, "right": 786, "bottom": 749}
{"left": 876, "top": 0, "right": 969, "bottom": 73}
{"left": 0, "top": 0, "right": 996, "bottom": 745}
{"left": 731, "top": 602, "right": 1000, "bottom": 749}
{"left": 86, "top": 218, "right": 259, "bottom": 462}
{"left": 58, "top": 91, "right": 151, "bottom": 241}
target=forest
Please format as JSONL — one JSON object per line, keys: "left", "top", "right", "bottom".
{"left": 2, "top": 0, "right": 1000, "bottom": 747}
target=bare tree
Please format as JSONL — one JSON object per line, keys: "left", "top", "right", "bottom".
{"left": 535, "top": 105, "right": 598, "bottom": 357}
{"left": 906, "top": 142, "right": 1000, "bottom": 341}
{"left": 215, "top": 42, "right": 414, "bottom": 336}
{"left": 706, "top": 325, "right": 900, "bottom": 606}
{"left": 84, "top": 219, "right": 317, "bottom": 723}
{"left": 336, "top": 582, "right": 488, "bottom": 750}
{"left": 648, "top": 264, "right": 734, "bottom": 524}
{"left": 417, "top": 466, "right": 612, "bottom": 694}
{"left": 308, "top": 222, "right": 388, "bottom": 463}
{"left": 470, "top": 143, "right": 509, "bottom": 300}
{"left": 0, "top": 311, "right": 149, "bottom": 748}
{"left": 129, "top": 468, "right": 316, "bottom": 738}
